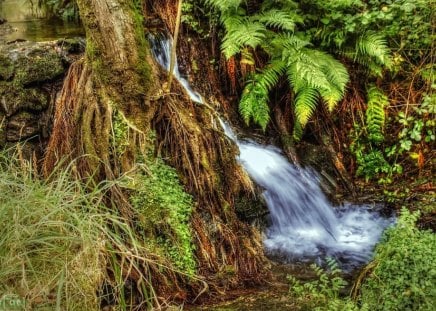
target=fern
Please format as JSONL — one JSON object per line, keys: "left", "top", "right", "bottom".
{"left": 294, "top": 87, "right": 319, "bottom": 127}
{"left": 221, "top": 15, "right": 267, "bottom": 58}
{"left": 285, "top": 43, "right": 349, "bottom": 126}
{"left": 255, "top": 9, "right": 299, "bottom": 31}
{"left": 341, "top": 32, "right": 392, "bottom": 76}
{"left": 204, "top": 0, "right": 242, "bottom": 12}
{"left": 366, "top": 85, "right": 389, "bottom": 143}
{"left": 239, "top": 59, "right": 287, "bottom": 129}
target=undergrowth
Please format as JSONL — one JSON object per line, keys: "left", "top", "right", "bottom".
{"left": 128, "top": 156, "right": 196, "bottom": 276}
{"left": 0, "top": 145, "right": 197, "bottom": 310}
{"left": 358, "top": 208, "right": 436, "bottom": 310}
{"left": 288, "top": 209, "right": 435, "bottom": 311}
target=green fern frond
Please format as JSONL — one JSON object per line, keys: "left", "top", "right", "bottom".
{"left": 366, "top": 85, "right": 389, "bottom": 143}
{"left": 255, "top": 59, "right": 287, "bottom": 90}
{"left": 239, "top": 81, "right": 270, "bottom": 130}
{"left": 255, "top": 9, "right": 298, "bottom": 31}
{"left": 294, "top": 87, "right": 319, "bottom": 127}
{"left": 273, "top": 34, "right": 311, "bottom": 53}
{"left": 293, "top": 119, "right": 304, "bottom": 141}
{"left": 239, "top": 59, "right": 287, "bottom": 129}
{"left": 356, "top": 33, "right": 391, "bottom": 65}
{"left": 205, "top": 0, "right": 242, "bottom": 12}
{"left": 221, "top": 17, "right": 267, "bottom": 58}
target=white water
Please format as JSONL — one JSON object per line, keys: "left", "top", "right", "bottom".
{"left": 149, "top": 35, "right": 395, "bottom": 270}
{"left": 221, "top": 121, "right": 394, "bottom": 269}
{"left": 148, "top": 34, "right": 203, "bottom": 104}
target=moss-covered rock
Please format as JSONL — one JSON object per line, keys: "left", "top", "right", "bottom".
{"left": 0, "top": 54, "right": 14, "bottom": 80}
{"left": 14, "top": 50, "right": 64, "bottom": 86}
{"left": 0, "top": 39, "right": 80, "bottom": 152}
{"left": 0, "top": 82, "right": 48, "bottom": 116}
{"left": 6, "top": 111, "right": 40, "bottom": 141}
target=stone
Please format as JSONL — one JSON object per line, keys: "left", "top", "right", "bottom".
{"left": 6, "top": 111, "right": 40, "bottom": 141}
{"left": 0, "top": 82, "right": 48, "bottom": 116}
{"left": 14, "top": 50, "right": 65, "bottom": 86}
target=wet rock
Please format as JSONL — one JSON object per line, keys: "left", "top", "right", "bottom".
{"left": 6, "top": 111, "right": 40, "bottom": 141}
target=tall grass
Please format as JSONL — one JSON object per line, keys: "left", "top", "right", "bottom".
{"left": 0, "top": 147, "right": 163, "bottom": 310}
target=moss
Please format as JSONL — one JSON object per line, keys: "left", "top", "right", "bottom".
{"left": 0, "top": 82, "right": 48, "bottom": 116}
{"left": 112, "top": 109, "right": 130, "bottom": 156}
{"left": 14, "top": 51, "right": 64, "bottom": 86}
{"left": 0, "top": 55, "right": 14, "bottom": 81}
{"left": 131, "top": 1, "right": 151, "bottom": 93}
{"left": 128, "top": 155, "right": 196, "bottom": 276}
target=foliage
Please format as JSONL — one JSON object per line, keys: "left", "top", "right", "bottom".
{"left": 365, "top": 85, "right": 389, "bottom": 143}
{"left": 28, "top": 0, "right": 79, "bottom": 20}
{"left": 350, "top": 89, "right": 435, "bottom": 182}
{"left": 394, "top": 94, "right": 436, "bottom": 153}
{"left": 288, "top": 210, "right": 435, "bottom": 311}
{"left": 359, "top": 208, "right": 436, "bottom": 310}
{"left": 204, "top": 0, "right": 396, "bottom": 138}
{"left": 0, "top": 145, "right": 198, "bottom": 310}
{"left": 0, "top": 148, "right": 157, "bottom": 310}
{"left": 288, "top": 258, "right": 365, "bottom": 311}
{"left": 128, "top": 156, "right": 196, "bottom": 276}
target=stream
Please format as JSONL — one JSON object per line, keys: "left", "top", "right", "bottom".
{"left": 149, "top": 34, "right": 395, "bottom": 272}
{"left": 0, "top": 0, "right": 83, "bottom": 42}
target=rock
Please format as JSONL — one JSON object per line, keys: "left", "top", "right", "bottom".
{"left": 0, "top": 39, "right": 81, "bottom": 153}
{"left": 0, "top": 83, "right": 48, "bottom": 116}
{"left": 0, "top": 18, "right": 6, "bottom": 25}
{"left": 6, "top": 111, "right": 40, "bottom": 141}
{"left": 14, "top": 49, "right": 65, "bottom": 86}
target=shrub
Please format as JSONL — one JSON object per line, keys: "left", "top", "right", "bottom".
{"left": 359, "top": 208, "right": 436, "bottom": 310}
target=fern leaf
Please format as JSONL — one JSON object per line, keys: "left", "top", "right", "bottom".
{"left": 205, "top": 0, "right": 242, "bottom": 12}
{"left": 294, "top": 87, "right": 319, "bottom": 127}
{"left": 255, "top": 9, "right": 298, "bottom": 31}
{"left": 293, "top": 119, "right": 304, "bottom": 141}
{"left": 221, "top": 17, "right": 266, "bottom": 58}
{"left": 238, "top": 59, "right": 286, "bottom": 130}
{"left": 366, "top": 85, "right": 389, "bottom": 143}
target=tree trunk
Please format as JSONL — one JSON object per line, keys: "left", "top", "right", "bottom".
{"left": 44, "top": 0, "right": 156, "bottom": 180}
{"left": 43, "top": 0, "right": 267, "bottom": 303}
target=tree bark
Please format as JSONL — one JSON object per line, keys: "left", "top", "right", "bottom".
{"left": 43, "top": 0, "right": 267, "bottom": 302}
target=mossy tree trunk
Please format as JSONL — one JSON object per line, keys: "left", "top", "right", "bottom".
{"left": 44, "top": 0, "right": 156, "bottom": 184}
{"left": 43, "top": 0, "right": 267, "bottom": 302}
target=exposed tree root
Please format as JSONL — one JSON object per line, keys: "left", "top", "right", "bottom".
{"left": 152, "top": 82, "right": 267, "bottom": 290}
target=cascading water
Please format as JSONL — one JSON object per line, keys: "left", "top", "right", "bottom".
{"left": 149, "top": 35, "right": 394, "bottom": 270}
{"left": 220, "top": 120, "right": 394, "bottom": 269}
{"left": 148, "top": 34, "right": 203, "bottom": 104}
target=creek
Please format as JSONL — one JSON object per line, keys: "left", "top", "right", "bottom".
{"left": 149, "top": 34, "right": 395, "bottom": 272}
{"left": 0, "top": 0, "right": 83, "bottom": 42}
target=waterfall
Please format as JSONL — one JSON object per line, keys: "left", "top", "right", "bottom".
{"left": 149, "top": 35, "right": 394, "bottom": 270}
{"left": 220, "top": 120, "right": 394, "bottom": 268}
{"left": 148, "top": 34, "right": 203, "bottom": 104}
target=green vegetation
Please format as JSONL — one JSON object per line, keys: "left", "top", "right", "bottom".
{"left": 28, "top": 0, "right": 79, "bottom": 20}
{"left": 204, "top": 0, "right": 394, "bottom": 138}
{"left": 288, "top": 258, "right": 361, "bottom": 311}
{"left": 359, "top": 209, "right": 436, "bottom": 310}
{"left": 128, "top": 156, "right": 196, "bottom": 276}
{"left": 288, "top": 209, "right": 436, "bottom": 311}
{"left": 0, "top": 145, "right": 197, "bottom": 309}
